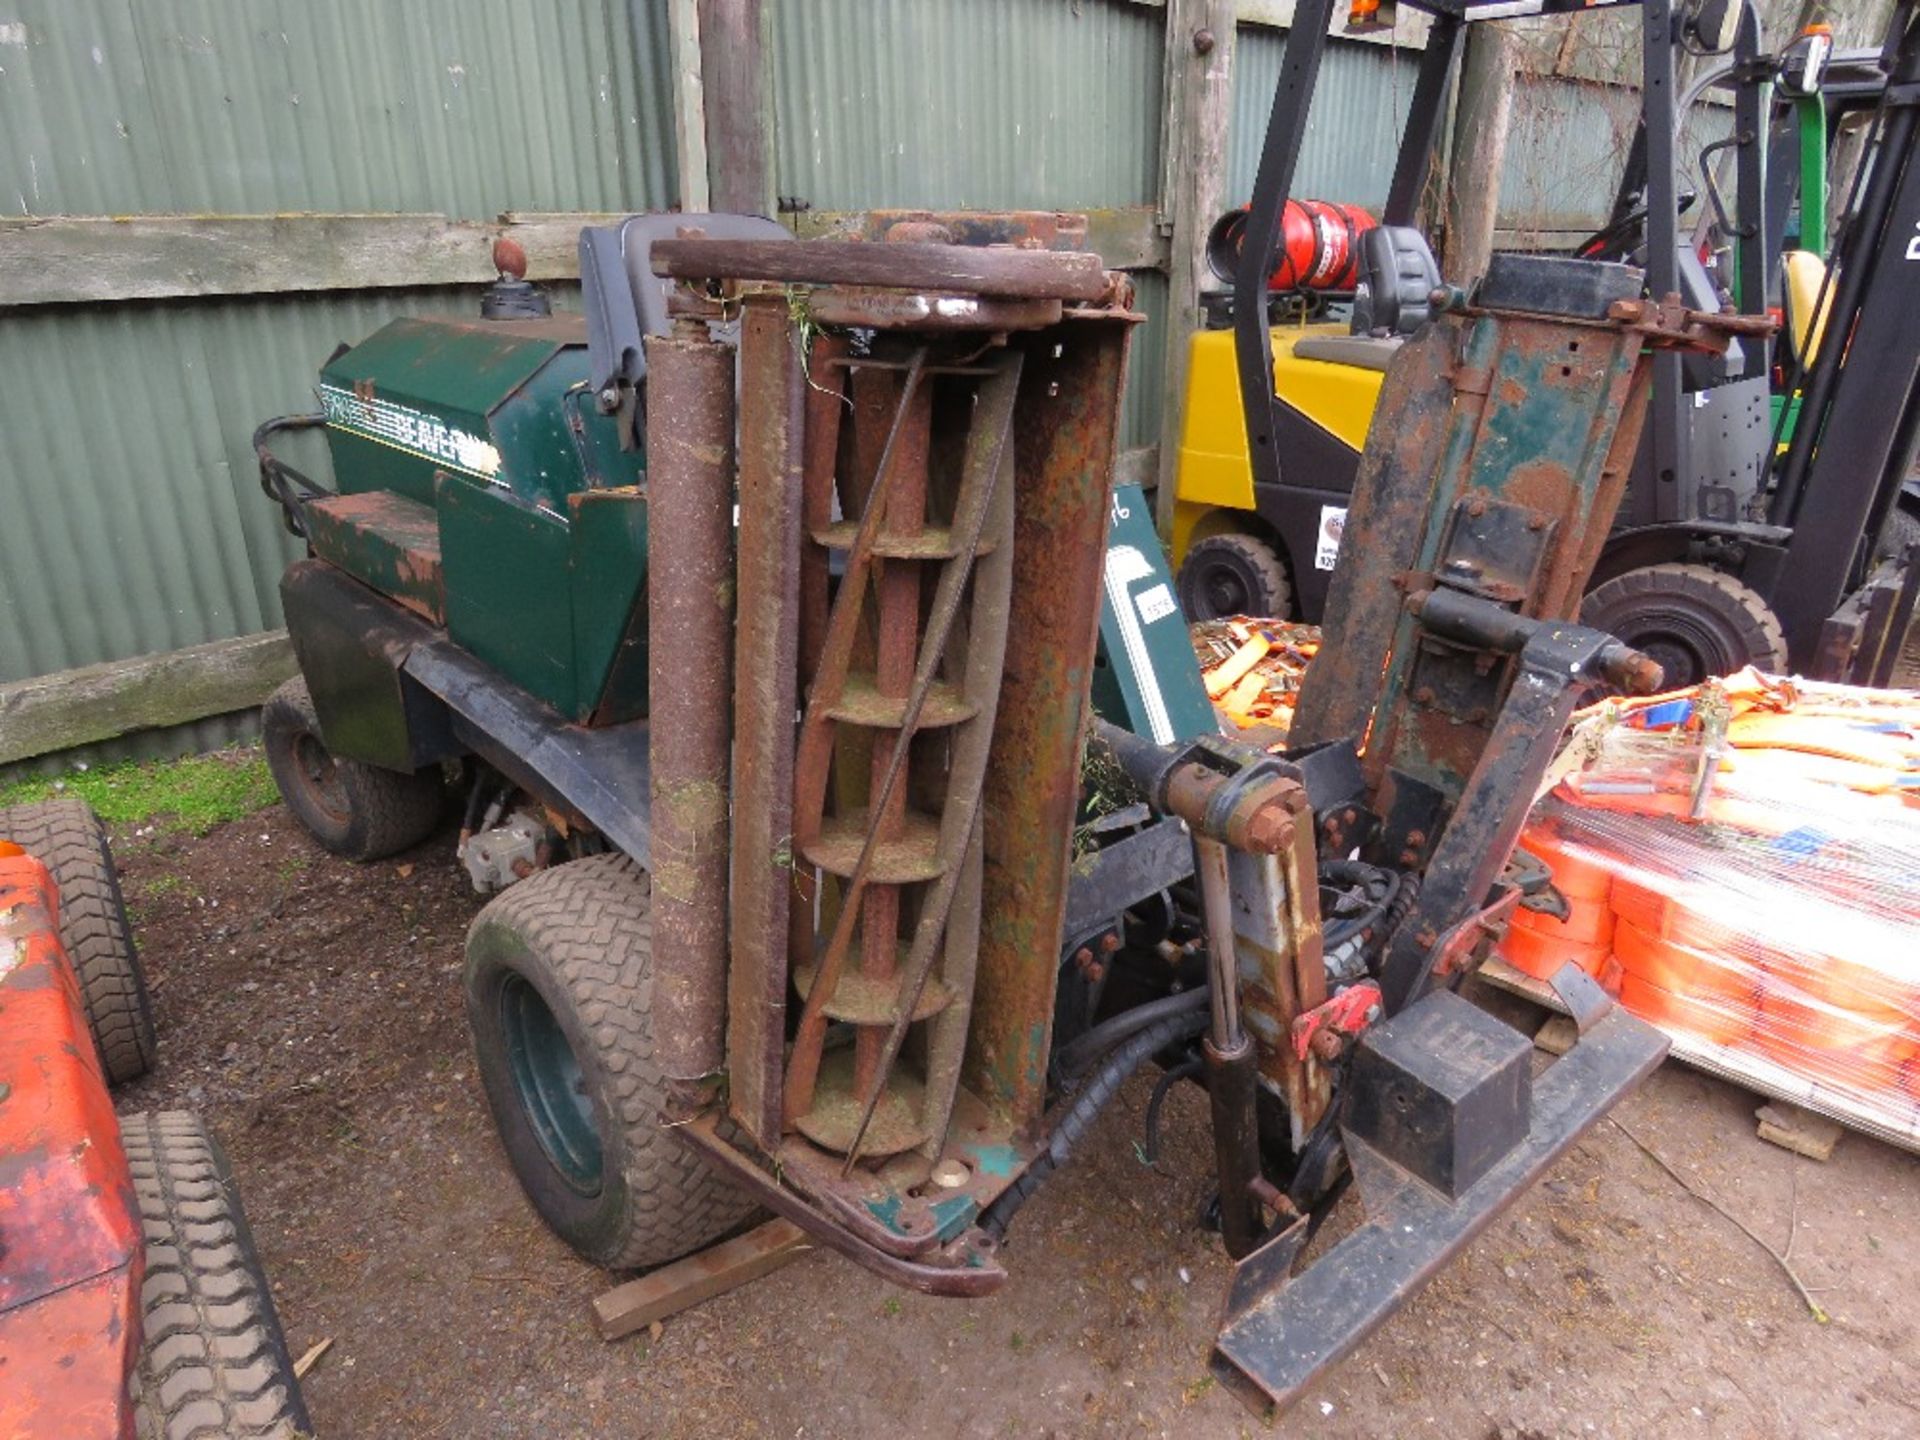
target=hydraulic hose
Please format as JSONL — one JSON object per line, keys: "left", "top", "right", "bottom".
{"left": 981, "top": 1006, "right": 1211, "bottom": 1242}
{"left": 1142, "top": 1055, "right": 1207, "bottom": 1167}
{"left": 1319, "top": 859, "right": 1399, "bottom": 948}
{"left": 1049, "top": 986, "right": 1211, "bottom": 1086}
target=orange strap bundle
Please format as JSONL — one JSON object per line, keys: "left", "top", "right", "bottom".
{"left": 1503, "top": 669, "right": 1920, "bottom": 1130}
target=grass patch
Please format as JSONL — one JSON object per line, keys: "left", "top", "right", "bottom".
{"left": 0, "top": 748, "right": 278, "bottom": 835}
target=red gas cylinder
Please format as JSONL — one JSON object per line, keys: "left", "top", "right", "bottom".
{"left": 1206, "top": 200, "right": 1378, "bottom": 292}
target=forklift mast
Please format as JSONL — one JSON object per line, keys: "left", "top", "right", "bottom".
{"left": 1768, "top": 0, "right": 1920, "bottom": 671}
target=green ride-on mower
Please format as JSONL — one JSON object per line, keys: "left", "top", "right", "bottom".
{"left": 253, "top": 212, "right": 1753, "bottom": 1412}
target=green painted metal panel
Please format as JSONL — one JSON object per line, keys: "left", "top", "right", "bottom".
{"left": 437, "top": 471, "right": 579, "bottom": 715}
{"left": 568, "top": 489, "right": 652, "bottom": 723}
{"left": 1093, "top": 483, "right": 1216, "bottom": 744}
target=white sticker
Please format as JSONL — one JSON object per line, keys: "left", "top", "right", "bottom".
{"left": 1104, "top": 546, "right": 1174, "bottom": 744}
{"left": 1134, "top": 582, "right": 1177, "bottom": 625}
{"left": 1315, "top": 505, "right": 1348, "bottom": 571}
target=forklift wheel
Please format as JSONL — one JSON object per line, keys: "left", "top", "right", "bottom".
{"left": 464, "top": 855, "right": 756, "bottom": 1270}
{"left": 123, "top": 1111, "right": 311, "bottom": 1440}
{"left": 1581, "top": 563, "right": 1786, "bottom": 689}
{"left": 0, "top": 798, "right": 156, "bottom": 1084}
{"left": 262, "top": 675, "right": 444, "bottom": 861}
{"left": 1177, "top": 532, "right": 1294, "bottom": 621}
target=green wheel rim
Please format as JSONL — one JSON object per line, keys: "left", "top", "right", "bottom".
{"left": 500, "top": 974, "right": 603, "bottom": 1195}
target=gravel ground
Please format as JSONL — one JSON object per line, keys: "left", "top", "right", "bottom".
{"left": 113, "top": 799, "right": 1920, "bottom": 1439}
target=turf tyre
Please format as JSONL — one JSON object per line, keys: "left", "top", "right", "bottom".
{"left": 0, "top": 798, "right": 155, "bottom": 1083}
{"left": 123, "top": 1111, "right": 310, "bottom": 1440}
{"left": 262, "top": 675, "right": 442, "bottom": 861}
{"left": 465, "top": 854, "right": 754, "bottom": 1270}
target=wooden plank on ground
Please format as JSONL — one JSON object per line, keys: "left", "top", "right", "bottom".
{"left": 591, "top": 1219, "right": 811, "bottom": 1340}
{"left": 0, "top": 630, "right": 296, "bottom": 764}
{"left": 1756, "top": 1102, "right": 1845, "bottom": 1162}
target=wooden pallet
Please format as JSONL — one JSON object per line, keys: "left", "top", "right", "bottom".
{"left": 1480, "top": 957, "right": 1920, "bottom": 1159}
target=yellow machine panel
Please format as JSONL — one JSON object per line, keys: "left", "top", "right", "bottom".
{"left": 1171, "top": 324, "right": 1387, "bottom": 562}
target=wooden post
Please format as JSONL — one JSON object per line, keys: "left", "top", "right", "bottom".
{"left": 698, "top": 0, "right": 773, "bottom": 216}
{"left": 1155, "top": 0, "right": 1239, "bottom": 539}
{"left": 1443, "top": 20, "right": 1517, "bottom": 286}
{"left": 663, "top": 0, "right": 711, "bottom": 213}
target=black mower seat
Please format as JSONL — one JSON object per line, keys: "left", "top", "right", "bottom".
{"left": 579, "top": 212, "right": 793, "bottom": 446}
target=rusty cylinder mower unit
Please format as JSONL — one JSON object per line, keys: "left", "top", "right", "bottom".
{"left": 644, "top": 233, "right": 1140, "bottom": 1287}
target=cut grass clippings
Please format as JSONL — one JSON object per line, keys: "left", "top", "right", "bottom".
{"left": 0, "top": 747, "right": 278, "bottom": 835}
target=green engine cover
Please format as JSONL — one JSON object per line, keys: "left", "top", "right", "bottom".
{"left": 318, "top": 315, "right": 650, "bottom": 723}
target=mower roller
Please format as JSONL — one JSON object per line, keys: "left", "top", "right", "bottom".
{"left": 254, "top": 214, "right": 1754, "bottom": 1413}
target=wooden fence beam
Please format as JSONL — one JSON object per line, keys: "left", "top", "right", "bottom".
{"left": 1155, "top": 0, "right": 1238, "bottom": 538}
{"left": 0, "top": 631, "right": 296, "bottom": 766}
{"left": 0, "top": 212, "right": 627, "bottom": 309}
{"left": 0, "top": 203, "right": 1167, "bottom": 310}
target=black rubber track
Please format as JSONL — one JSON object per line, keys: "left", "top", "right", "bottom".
{"left": 123, "top": 1111, "right": 311, "bottom": 1440}
{"left": 465, "top": 854, "right": 756, "bottom": 1270}
{"left": 0, "top": 798, "right": 155, "bottom": 1083}
{"left": 262, "top": 675, "right": 443, "bottom": 862}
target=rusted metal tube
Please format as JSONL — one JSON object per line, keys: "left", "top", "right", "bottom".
{"left": 1193, "top": 837, "right": 1245, "bottom": 1050}
{"left": 728, "top": 295, "right": 806, "bottom": 1146}
{"left": 1206, "top": 1034, "right": 1266, "bottom": 1261}
{"left": 645, "top": 323, "right": 736, "bottom": 1117}
{"left": 651, "top": 237, "right": 1112, "bottom": 301}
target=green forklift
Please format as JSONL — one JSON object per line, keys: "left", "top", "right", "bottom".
{"left": 253, "top": 204, "right": 1751, "bottom": 1411}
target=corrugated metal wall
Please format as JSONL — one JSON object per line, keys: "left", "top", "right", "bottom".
{"left": 0, "top": 0, "right": 674, "bottom": 217}
{"left": 0, "top": 0, "right": 676, "bottom": 720}
{"left": 770, "top": 0, "right": 1165, "bottom": 212}
{"left": 1228, "top": 29, "right": 1425, "bottom": 212}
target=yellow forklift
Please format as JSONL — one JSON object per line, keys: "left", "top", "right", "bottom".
{"left": 1173, "top": 0, "right": 1920, "bottom": 687}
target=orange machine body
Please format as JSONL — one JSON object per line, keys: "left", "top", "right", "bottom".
{"left": 0, "top": 849, "right": 143, "bottom": 1440}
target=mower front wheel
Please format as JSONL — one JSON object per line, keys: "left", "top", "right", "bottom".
{"left": 464, "top": 855, "right": 755, "bottom": 1270}
{"left": 262, "top": 675, "right": 443, "bottom": 861}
